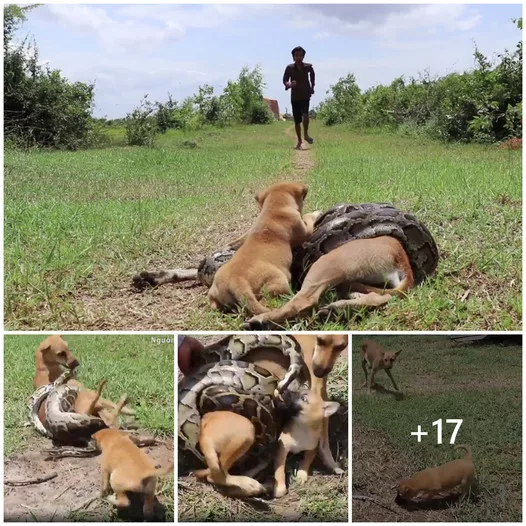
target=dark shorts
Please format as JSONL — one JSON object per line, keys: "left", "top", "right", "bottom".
{"left": 291, "top": 99, "right": 310, "bottom": 125}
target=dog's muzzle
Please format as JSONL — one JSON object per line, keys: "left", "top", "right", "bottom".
{"left": 313, "top": 365, "right": 329, "bottom": 378}
{"left": 67, "top": 359, "right": 80, "bottom": 369}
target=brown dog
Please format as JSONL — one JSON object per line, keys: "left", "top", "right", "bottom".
{"left": 93, "top": 428, "right": 174, "bottom": 519}
{"left": 396, "top": 445, "right": 474, "bottom": 503}
{"left": 360, "top": 339, "right": 402, "bottom": 394}
{"left": 33, "top": 335, "right": 134, "bottom": 425}
{"left": 246, "top": 236, "right": 413, "bottom": 328}
{"left": 274, "top": 389, "right": 340, "bottom": 498}
{"left": 207, "top": 182, "right": 319, "bottom": 315}
{"left": 186, "top": 334, "right": 346, "bottom": 497}
{"left": 193, "top": 411, "right": 269, "bottom": 497}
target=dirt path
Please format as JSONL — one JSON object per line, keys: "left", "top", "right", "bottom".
{"left": 71, "top": 126, "right": 316, "bottom": 331}
{"left": 4, "top": 436, "right": 174, "bottom": 522}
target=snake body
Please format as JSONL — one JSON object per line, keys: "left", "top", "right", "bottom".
{"left": 197, "top": 203, "right": 439, "bottom": 288}
{"left": 27, "top": 369, "right": 107, "bottom": 458}
{"left": 178, "top": 334, "right": 305, "bottom": 467}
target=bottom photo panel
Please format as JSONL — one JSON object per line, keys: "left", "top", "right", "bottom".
{"left": 178, "top": 333, "right": 349, "bottom": 522}
{"left": 4, "top": 334, "right": 175, "bottom": 522}
{"left": 352, "top": 334, "right": 522, "bottom": 523}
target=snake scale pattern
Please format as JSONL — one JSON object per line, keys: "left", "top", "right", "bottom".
{"left": 197, "top": 202, "right": 439, "bottom": 288}
{"left": 178, "top": 334, "right": 305, "bottom": 466}
{"left": 27, "top": 369, "right": 107, "bottom": 458}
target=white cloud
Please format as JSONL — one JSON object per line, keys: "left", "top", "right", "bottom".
{"left": 42, "top": 4, "right": 185, "bottom": 51}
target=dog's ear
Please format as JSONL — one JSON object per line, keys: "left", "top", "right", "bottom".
{"left": 300, "top": 184, "right": 309, "bottom": 199}
{"left": 255, "top": 189, "right": 268, "bottom": 209}
{"left": 322, "top": 401, "right": 340, "bottom": 418}
{"left": 395, "top": 350, "right": 402, "bottom": 357}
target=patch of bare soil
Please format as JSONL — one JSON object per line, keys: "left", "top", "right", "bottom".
{"left": 352, "top": 421, "right": 453, "bottom": 522}
{"left": 4, "top": 436, "right": 174, "bottom": 522}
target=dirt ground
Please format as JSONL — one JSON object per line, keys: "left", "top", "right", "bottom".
{"left": 352, "top": 422, "right": 453, "bottom": 522}
{"left": 4, "top": 435, "right": 174, "bottom": 522}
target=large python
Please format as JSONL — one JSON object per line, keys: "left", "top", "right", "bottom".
{"left": 197, "top": 202, "right": 439, "bottom": 288}
{"left": 28, "top": 370, "right": 107, "bottom": 458}
{"left": 178, "top": 334, "right": 305, "bottom": 468}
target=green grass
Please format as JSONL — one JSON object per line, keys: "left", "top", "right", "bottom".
{"left": 352, "top": 335, "right": 522, "bottom": 522}
{"left": 4, "top": 122, "right": 521, "bottom": 330}
{"left": 4, "top": 334, "right": 174, "bottom": 455}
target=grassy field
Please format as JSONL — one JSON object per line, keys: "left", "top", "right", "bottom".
{"left": 352, "top": 335, "right": 522, "bottom": 522}
{"left": 178, "top": 345, "right": 348, "bottom": 522}
{"left": 4, "top": 334, "right": 174, "bottom": 521}
{"left": 4, "top": 122, "right": 521, "bottom": 330}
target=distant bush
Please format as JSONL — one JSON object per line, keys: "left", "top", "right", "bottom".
{"left": 4, "top": 5, "right": 95, "bottom": 150}
{"left": 316, "top": 19, "right": 522, "bottom": 144}
{"left": 124, "top": 96, "right": 158, "bottom": 147}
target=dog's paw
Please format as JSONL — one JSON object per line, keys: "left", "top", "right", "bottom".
{"left": 274, "top": 484, "right": 288, "bottom": 498}
{"left": 295, "top": 470, "right": 308, "bottom": 484}
{"left": 333, "top": 467, "right": 344, "bottom": 475}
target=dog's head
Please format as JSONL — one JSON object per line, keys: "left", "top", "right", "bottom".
{"left": 278, "top": 388, "right": 340, "bottom": 426}
{"left": 92, "top": 428, "right": 118, "bottom": 449}
{"left": 383, "top": 349, "right": 402, "bottom": 369}
{"left": 36, "top": 335, "right": 79, "bottom": 370}
{"left": 312, "top": 335, "right": 348, "bottom": 378}
{"left": 395, "top": 480, "right": 418, "bottom": 503}
{"left": 255, "top": 182, "right": 309, "bottom": 211}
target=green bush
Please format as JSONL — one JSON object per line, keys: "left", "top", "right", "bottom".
{"left": 4, "top": 5, "right": 95, "bottom": 150}
{"left": 124, "top": 96, "right": 158, "bottom": 147}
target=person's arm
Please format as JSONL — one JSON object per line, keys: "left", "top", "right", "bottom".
{"left": 309, "top": 65, "right": 315, "bottom": 95}
{"left": 283, "top": 66, "right": 291, "bottom": 90}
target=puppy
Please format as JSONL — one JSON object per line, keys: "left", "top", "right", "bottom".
{"left": 274, "top": 389, "right": 340, "bottom": 498}
{"left": 33, "top": 335, "right": 134, "bottom": 425}
{"left": 92, "top": 428, "right": 174, "bottom": 519}
{"left": 396, "top": 445, "right": 474, "bottom": 503}
{"left": 360, "top": 339, "right": 401, "bottom": 393}
{"left": 207, "top": 182, "right": 318, "bottom": 315}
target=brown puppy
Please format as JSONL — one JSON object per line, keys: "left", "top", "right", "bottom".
{"left": 360, "top": 339, "right": 402, "bottom": 394}
{"left": 274, "top": 389, "right": 340, "bottom": 498}
{"left": 208, "top": 182, "right": 318, "bottom": 315}
{"left": 92, "top": 428, "right": 174, "bottom": 519}
{"left": 246, "top": 236, "right": 413, "bottom": 328}
{"left": 293, "top": 334, "right": 347, "bottom": 473}
{"left": 33, "top": 335, "right": 134, "bottom": 424}
{"left": 193, "top": 411, "right": 269, "bottom": 497}
{"left": 396, "top": 445, "right": 474, "bottom": 503}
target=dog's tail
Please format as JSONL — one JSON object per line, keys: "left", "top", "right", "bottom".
{"left": 141, "top": 462, "right": 174, "bottom": 489}
{"left": 454, "top": 444, "right": 471, "bottom": 460}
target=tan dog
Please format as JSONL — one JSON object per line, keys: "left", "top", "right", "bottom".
{"left": 360, "top": 339, "right": 402, "bottom": 394}
{"left": 33, "top": 335, "right": 134, "bottom": 425}
{"left": 193, "top": 411, "right": 269, "bottom": 497}
{"left": 187, "top": 334, "right": 346, "bottom": 497}
{"left": 246, "top": 236, "right": 413, "bottom": 328}
{"left": 208, "top": 182, "right": 319, "bottom": 315}
{"left": 274, "top": 389, "right": 340, "bottom": 498}
{"left": 93, "top": 428, "right": 174, "bottom": 519}
{"left": 396, "top": 445, "right": 474, "bottom": 503}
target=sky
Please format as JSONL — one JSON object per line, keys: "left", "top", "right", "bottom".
{"left": 13, "top": 3, "right": 523, "bottom": 119}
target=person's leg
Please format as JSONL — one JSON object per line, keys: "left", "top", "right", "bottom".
{"left": 303, "top": 100, "right": 314, "bottom": 144}
{"left": 292, "top": 101, "right": 302, "bottom": 149}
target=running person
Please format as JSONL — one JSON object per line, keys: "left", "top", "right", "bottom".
{"left": 283, "top": 46, "right": 315, "bottom": 150}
